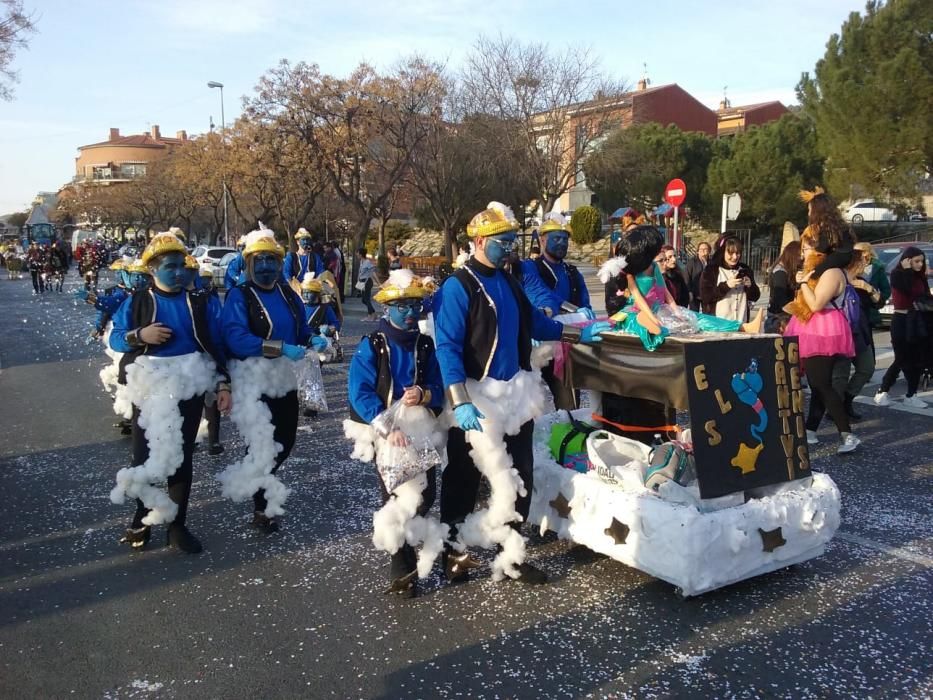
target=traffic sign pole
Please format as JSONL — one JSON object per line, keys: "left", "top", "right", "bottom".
{"left": 664, "top": 178, "right": 687, "bottom": 252}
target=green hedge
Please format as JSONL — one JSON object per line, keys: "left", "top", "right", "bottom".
{"left": 570, "top": 206, "right": 601, "bottom": 244}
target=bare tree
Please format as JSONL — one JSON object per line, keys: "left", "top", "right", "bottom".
{"left": 245, "top": 57, "right": 444, "bottom": 254}
{"left": 460, "top": 35, "right": 628, "bottom": 214}
{"left": 0, "top": 0, "right": 35, "bottom": 101}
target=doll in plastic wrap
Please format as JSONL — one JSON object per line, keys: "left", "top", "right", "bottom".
{"left": 344, "top": 269, "right": 446, "bottom": 598}
{"left": 598, "top": 225, "right": 763, "bottom": 352}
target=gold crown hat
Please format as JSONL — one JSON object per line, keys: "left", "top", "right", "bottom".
{"left": 199, "top": 266, "right": 213, "bottom": 277}
{"left": 243, "top": 223, "right": 285, "bottom": 258}
{"left": 798, "top": 186, "right": 826, "bottom": 204}
{"left": 539, "top": 211, "right": 572, "bottom": 236}
{"left": 237, "top": 234, "right": 247, "bottom": 246}
{"left": 167, "top": 226, "right": 187, "bottom": 242}
{"left": 127, "top": 258, "right": 149, "bottom": 274}
{"left": 184, "top": 254, "right": 200, "bottom": 270}
{"left": 466, "top": 201, "right": 520, "bottom": 238}
{"left": 294, "top": 227, "right": 312, "bottom": 241}
{"left": 109, "top": 258, "right": 127, "bottom": 271}
{"left": 373, "top": 268, "right": 432, "bottom": 305}
{"left": 141, "top": 231, "right": 188, "bottom": 265}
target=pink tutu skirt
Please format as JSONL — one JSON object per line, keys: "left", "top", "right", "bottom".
{"left": 785, "top": 309, "right": 855, "bottom": 359}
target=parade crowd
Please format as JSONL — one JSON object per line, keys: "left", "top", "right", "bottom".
{"left": 21, "top": 188, "right": 931, "bottom": 600}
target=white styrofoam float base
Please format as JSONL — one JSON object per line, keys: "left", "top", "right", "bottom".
{"left": 528, "top": 410, "right": 841, "bottom": 597}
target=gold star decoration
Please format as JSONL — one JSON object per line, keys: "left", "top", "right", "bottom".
{"left": 604, "top": 518, "right": 630, "bottom": 545}
{"left": 730, "top": 441, "right": 765, "bottom": 475}
{"left": 549, "top": 492, "right": 572, "bottom": 519}
{"left": 759, "top": 527, "right": 786, "bottom": 553}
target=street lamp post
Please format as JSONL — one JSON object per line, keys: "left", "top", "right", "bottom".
{"left": 207, "top": 81, "right": 230, "bottom": 247}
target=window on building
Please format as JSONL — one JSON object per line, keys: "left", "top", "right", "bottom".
{"left": 92, "top": 166, "right": 112, "bottom": 180}
{"left": 118, "top": 163, "right": 147, "bottom": 179}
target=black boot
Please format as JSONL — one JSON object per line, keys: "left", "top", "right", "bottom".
{"left": 514, "top": 562, "right": 548, "bottom": 585}
{"left": 384, "top": 545, "right": 418, "bottom": 597}
{"left": 845, "top": 394, "right": 862, "bottom": 421}
{"left": 208, "top": 442, "right": 225, "bottom": 456}
{"left": 303, "top": 408, "right": 318, "bottom": 418}
{"left": 251, "top": 510, "right": 280, "bottom": 533}
{"left": 443, "top": 549, "right": 481, "bottom": 583}
{"left": 166, "top": 524, "right": 203, "bottom": 554}
{"left": 119, "top": 525, "right": 151, "bottom": 550}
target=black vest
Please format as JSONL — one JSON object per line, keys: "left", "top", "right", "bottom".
{"left": 349, "top": 332, "right": 438, "bottom": 424}
{"left": 535, "top": 257, "right": 582, "bottom": 306}
{"left": 242, "top": 281, "right": 305, "bottom": 342}
{"left": 118, "top": 288, "right": 227, "bottom": 384}
{"left": 452, "top": 259, "right": 532, "bottom": 381}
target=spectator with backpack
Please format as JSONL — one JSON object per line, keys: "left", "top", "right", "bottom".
{"left": 783, "top": 204, "right": 859, "bottom": 454}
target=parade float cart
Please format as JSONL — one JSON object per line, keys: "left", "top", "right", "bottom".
{"left": 528, "top": 332, "right": 842, "bottom": 597}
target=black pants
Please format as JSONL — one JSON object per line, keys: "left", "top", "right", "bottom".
{"left": 30, "top": 270, "right": 44, "bottom": 293}
{"left": 361, "top": 278, "right": 375, "bottom": 314}
{"left": 131, "top": 394, "right": 205, "bottom": 528}
{"left": 204, "top": 399, "right": 220, "bottom": 444}
{"left": 804, "top": 355, "right": 850, "bottom": 434}
{"left": 541, "top": 359, "right": 577, "bottom": 411}
{"left": 252, "top": 390, "right": 299, "bottom": 512}
{"left": 881, "top": 314, "right": 923, "bottom": 396}
{"left": 441, "top": 420, "right": 534, "bottom": 535}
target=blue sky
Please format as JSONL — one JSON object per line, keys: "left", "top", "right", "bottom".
{"left": 0, "top": 0, "right": 865, "bottom": 214}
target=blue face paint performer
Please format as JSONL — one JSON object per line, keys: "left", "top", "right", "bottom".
{"left": 434, "top": 202, "right": 610, "bottom": 585}
{"left": 219, "top": 225, "right": 315, "bottom": 534}
{"left": 183, "top": 254, "right": 202, "bottom": 291}
{"left": 283, "top": 228, "right": 324, "bottom": 288}
{"left": 108, "top": 233, "right": 231, "bottom": 554}
{"left": 224, "top": 235, "right": 248, "bottom": 290}
{"left": 300, "top": 278, "right": 341, "bottom": 335}
{"left": 344, "top": 270, "right": 446, "bottom": 598}
{"left": 520, "top": 212, "right": 596, "bottom": 409}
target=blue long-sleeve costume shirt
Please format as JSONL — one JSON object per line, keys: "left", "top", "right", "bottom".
{"left": 305, "top": 304, "right": 340, "bottom": 332}
{"left": 434, "top": 264, "right": 563, "bottom": 386}
{"left": 109, "top": 288, "right": 225, "bottom": 361}
{"left": 222, "top": 284, "right": 311, "bottom": 359}
{"left": 520, "top": 257, "right": 590, "bottom": 316}
{"left": 93, "top": 285, "right": 129, "bottom": 331}
{"left": 282, "top": 251, "right": 324, "bottom": 283}
{"left": 224, "top": 253, "right": 245, "bottom": 289}
{"left": 348, "top": 330, "right": 444, "bottom": 423}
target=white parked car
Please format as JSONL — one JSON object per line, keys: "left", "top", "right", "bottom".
{"left": 191, "top": 245, "right": 236, "bottom": 273}
{"left": 843, "top": 200, "right": 896, "bottom": 224}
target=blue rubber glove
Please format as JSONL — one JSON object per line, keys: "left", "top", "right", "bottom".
{"left": 580, "top": 307, "right": 597, "bottom": 321}
{"left": 73, "top": 288, "right": 89, "bottom": 301}
{"left": 236, "top": 270, "right": 248, "bottom": 285}
{"left": 310, "top": 336, "right": 328, "bottom": 352}
{"left": 282, "top": 343, "right": 306, "bottom": 361}
{"left": 454, "top": 403, "right": 485, "bottom": 432}
{"left": 580, "top": 320, "right": 612, "bottom": 344}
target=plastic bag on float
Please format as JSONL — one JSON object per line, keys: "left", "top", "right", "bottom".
{"left": 372, "top": 401, "right": 442, "bottom": 493}
{"left": 296, "top": 353, "right": 328, "bottom": 412}
{"left": 585, "top": 430, "right": 651, "bottom": 490}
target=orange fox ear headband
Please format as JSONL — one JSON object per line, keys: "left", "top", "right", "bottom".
{"left": 798, "top": 186, "right": 826, "bottom": 204}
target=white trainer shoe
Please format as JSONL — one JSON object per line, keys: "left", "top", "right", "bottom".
{"left": 873, "top": 391, "right": 891, "bottom": 407}
{"left": 806, "top": 430, "right": 819, "bottom": 445}
{"left": 903, "top": 395, "right": 928, "bottom": 409}
{"left": 837, "top": 433, "right": 861, "bottom": 454}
